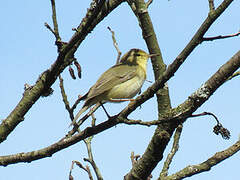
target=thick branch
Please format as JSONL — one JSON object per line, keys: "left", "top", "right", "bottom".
{"left": 127, "top": 0, "right": 170, "bottom": 113}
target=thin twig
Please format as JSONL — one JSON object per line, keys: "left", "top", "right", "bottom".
{"left": 190, "top": 112, "right": 219, "bottom": 124}
{"left": 83, "top": 139, "right": 103, "bottom": 180}
{"left": 44, "top": 22, "right": 56, "bottom": 37}
{"left": 71, "top": 161, "right": 93, "bottom": 180}
{"left": 130, "top": 152, "right": 140, "bottom": 166}
{"left": 208, "top": 0, "right": 215, "bottom": 12}
{"left": 159, "top": 124, "right": 183, "bottom": 179}
{"left": 227, "top": 71, "right": 240, "bottom": 81}
{"left": 107, "top": 26, "right": 122, "bottom": 64}
{"left": 83, "top": 115, "right": 103, "bottom": 180}
{"left": 59, "top": 75, "right": 74, "bottom": 120}
{"left": 129, "top": 152, "right": 152, "bottom": 179}
{"left": 69, "top": 161, "right": 74, "bottom": 180}
{"left": 190, "top": 112, "right": 230, "bottom": 140}
{"left": 50, "top": 0, "right": 61, "bottom": 41}
{"left": 202, "top": 31, "right": 240, "bottom": 41}
{"left": 91, "top": 113, "right": 96, "bottom": 126}
{"left": 146, "top": 0, "right": 153, "bottom": 8}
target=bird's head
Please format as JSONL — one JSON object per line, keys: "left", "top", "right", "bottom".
{"left": 120, "top": 49, "right": 148, "bottom": 66}
{"left": 120, "top": 49, "right": 158, "bottom": 68}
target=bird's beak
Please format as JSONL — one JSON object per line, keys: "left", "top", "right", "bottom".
{"left": 148, "top": 53, "right": 160, "bottom": 58}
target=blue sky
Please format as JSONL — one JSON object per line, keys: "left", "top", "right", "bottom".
{"left": 1, "top": 0, "right": 240, "bottom": 179}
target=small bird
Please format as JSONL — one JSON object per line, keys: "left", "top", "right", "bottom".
{"left": 72, "top": 48, "right": 155, "bottom": 126}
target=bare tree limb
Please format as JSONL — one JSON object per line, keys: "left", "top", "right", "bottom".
{"left": 59, "top": 75, "right": 74, "bottom": 120}
{"left": 130, "top": 152, "right": 141, "bottom": 166}
{"left": 82, "top": 115, "right": 103, "bottom": 180}
{"left": 159, "top": 124, "right": 183, "bottom": 179}
{"left": 45, "top": 0, "right": 63, "bottom": 52}
{"left": 107, "top": 26, "right": 122, "bottom": 64}
{"left": 69, "top": 161, "right": 75, "bottom": 180}
{"left": 146, "top": 0, "right": 153, "bottom": 8}
{"left": 119, "top": 112, "right": 230, "bottom": 140}
{"left": 202, "top": 31, "right": 240, "bottom": 42}
{"left": 208, "top": 0, "right": 215, "bottom": 12}
{"left": 189, "top": 112, "right": 231, "bottom": 140}
{"left": 44, "top": 22, "right": 56, "bottom": 38}
{"left": 50, "top": 0, "right": 61, "bottom": 42}
{"left": 70, "top": 161, "right": 93, "bottom": 180}
{"left": 69, "top": 110, "right": 102, "bottom": 179}
{"left": 227, "top": 70, "right": 240, "bottom": 81}
{"left": 119, "top": 118, "right": 165, "bottom": 126}
{"left": 83, "top": 138, "right": 103, "bottom": 180}
{"left": 129, "top": 152, "right": 152, "bottom": 180}
{"left": 165, "top": 140, "right": 240, "bottom": 180}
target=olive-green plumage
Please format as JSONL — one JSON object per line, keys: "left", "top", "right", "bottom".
{"left": 72, "top": 48, "right": 152, "bottom": 125}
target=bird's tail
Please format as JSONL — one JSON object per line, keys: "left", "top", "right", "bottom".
{"left": 70, "top": 105, "right": 89, "bottom": 127}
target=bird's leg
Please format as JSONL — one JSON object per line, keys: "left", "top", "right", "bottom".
{"left": 109, "top": 98, "right": 135, "bottom": 102}
{"left": 100, "top": 102, "right": 111, "bottom": 118}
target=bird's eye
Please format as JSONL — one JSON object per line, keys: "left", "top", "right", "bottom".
{"left": 135, "top": 54, "right": 141, "bottom": 56}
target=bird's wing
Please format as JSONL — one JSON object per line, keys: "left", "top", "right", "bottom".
{"left": 86, "top": 64, "right": 138, "bottom": 100}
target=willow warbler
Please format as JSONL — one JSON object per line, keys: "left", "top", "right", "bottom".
{"left": 72, "top": 48, "right": 154, "bottom": 125}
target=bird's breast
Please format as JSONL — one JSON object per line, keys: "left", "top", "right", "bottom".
{"left": 107, "top": 68, "right": 146, "bottom": 99}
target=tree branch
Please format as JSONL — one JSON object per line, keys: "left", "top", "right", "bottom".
{"left": 208, "top": 0, "right": 215, "bottom": 12}
{"left": 50, "top": 0, "right": 61, "bottom": 42}
{"left": 70, "top": 161, "right": 93, "bottom": 180}
{"left": 165, "top": 140, "right": 240, "bottom": 180}
{"left": 146, "top": 0, "right": 153, "bottom": 8}
{"left": 118, "top": 117, "right": 167, "bottom": 126}
{"left": 84, "top": 137, "right": 103, "bottom": 180}
{"left": 159, "top": 124, "right": 183, "bottom": 179}
{"left": 59, "top": 75, "right": 74, "bottom": 120}
{"left": 227, "top": 70, "right": 240, "bottom": 81}
{"left": 83, "top": 115, "right": 103, "bottom": 180}
{"left": 202, "top": 31, "right": 240, "bottom": 42}
{"left": 107, "top": 26, "right": 122, "bottom": 64}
